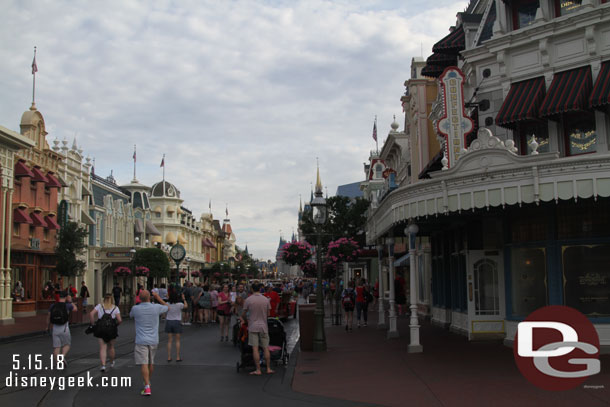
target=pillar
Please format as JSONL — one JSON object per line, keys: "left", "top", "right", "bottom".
{"left": 377, "top": 241, "right": 386, "bottom": 329}
{"left": 1, "top": 187, "right": 14, "bottom": 324}
{"left": 408, "top": 224, "right": 423, "bottom": 353}
{"left": 387, "top": 235, "right": 398, "bottom": 338}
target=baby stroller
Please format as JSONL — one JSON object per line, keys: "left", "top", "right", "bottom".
{"left": 236, "top": 317, "right": 289, "bottom": 372}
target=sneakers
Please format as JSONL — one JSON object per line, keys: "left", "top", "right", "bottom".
{"left": 363, "top": 322, "right": 368, "bottom": 327}
{"left": 110, "top": 361, "right": 115, "bottom": 368}
{"left": 100, "top": 366, "right": 106, "bottom": 373}
{"left": 141, "top": 386, "right": 151, "bottom": 396}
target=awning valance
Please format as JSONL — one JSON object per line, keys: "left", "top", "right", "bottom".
{"left": 145, "top": 220, "right": 161, "bottom": 236}
{"left": 539, "top": 66, "right": 592, "bottom": 118}
{"left": 426, "top": 53, "right": 457, "bottom": 67}
{"left": 421, "top": 64, "right": 445, "bottom": 78}
{"left": 45, "top": 215, "right": 60, "bottom": 230}
{"left": 134, "top": 218, "right": 144, "bottom": 234}
{"left": 30, "top": 211, "right": 47, "bottom": 227}
{"left": 13, "top": 208, "right": 33, "bottom": 224}
{"left": 31, "top": 167, "right": 47, "bottom": 183}
{"left": 589, "top": 61, "right": 610, "bottom": 109}
{"left": 432, "top": 26, "right": 465, "bottom": 54}
{"left": 178, "top": 233, "right": 187, "bottom": 245}
{"left": 165, "top": 232, "right": 176, "bottom": 245}
{"left": 14, "top": 160, "right": 34, "bottom": 178}
{"left": 81, "top": 210, "right": 95, "bottom": 225}
{"left": 496, "top": 77, "right": 546, "bottom": 129}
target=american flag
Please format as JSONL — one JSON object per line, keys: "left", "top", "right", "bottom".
{"left": 372, "top": 120, "right": 377, "bottom": 142}
{"left": 160, "top": 157, "right": 164, "bottom": 167}
{"left": 32, "top": 55, "right": 38, "bottom": 75}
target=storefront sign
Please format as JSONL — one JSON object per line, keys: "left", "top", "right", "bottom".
{"left": 436, "top": 67, "right": 474, "bottom": 168}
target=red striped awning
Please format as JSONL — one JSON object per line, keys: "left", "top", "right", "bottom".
{"left": 589, "top": 61, "right": 610, "bottom": 109}
{"left": 539, "top": 66, "right": 592, "bottom": 118}
{"left": 421, "top": 64, "right": 445, "bottom": 78}
{"left": 31, "top": 167, "right": 48, "bottom": 183}
{"left": 432, "top": 26, "right": 465, "bottom": 54}
{"left": 30, "top": 211, "right": 47, "bottom": 227}
{"left": 45, "top": 215, "right": 60, "bottom": 230}
{"left": 495, "top": 77, "right": 546, "bottom": 129}
{"left": 13, "top": 208, "right": 33, "bottom": 224}
{"left": 14, "top": 160, "right": 34, "bottom": 178}
{"left": 45, "top": 173, "right": 62, "bottom": 188}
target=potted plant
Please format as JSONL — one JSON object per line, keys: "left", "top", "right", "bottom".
{"left": 113, "top": 266, "right": 132, "bottom": 277}
{"left": 135, "top": 266, "right": 150, "bottom": 277}
{"left": 281, "top": 241, "right": 313, "bottom": 266}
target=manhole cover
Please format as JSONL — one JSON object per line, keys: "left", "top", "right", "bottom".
{"left": 301, "top": 371, "right": 316, "bottom": 375}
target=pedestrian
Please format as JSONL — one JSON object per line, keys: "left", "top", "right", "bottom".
{"left": 151, "top": 284, "right": 159, "bottom": 302}
{"left": 263, "top": 284, "right": 280, "bottom": 318}
{"left": 217, "top": 284, "right": 232, "bottom": 342}
{"left": 210, "top": 285, "right": 219, "bottom": 322}
{"left": 181, "top": 282, "right": 192, "bottom": 325}
{"left": 89, "top": 293, "right": 121, "bottom": 372}
{"left": 112, "top": 282, "right": 122, "bottom": 306}
{"left": 197, "top": 285, "right": 212, "bottom": 324}
{"left": 355, "top": 278, "right": 369, "bottom": 327}
{"left": 54, "top": 283, "right": 61, "bottom": 302}
{"left": 46, "top": 291, "right": 77, "bottom": 365}
{"left": 240, "top": 282, "right": 274, "bottom": 375}
{"left": 13, "top": 281, "right": 24, "bottom": 301}
{"left": 129, "top": 290, "right": 168, "bottom": 396}
{"left": 80, "top": 281, "right": 90, "bottom": 314}
{"left": 373, "top": 279, "right": 379, "bottom": 307}
{"left": 395, "top": 272, "right": 406, "bottom": 316}
{"left": 342, "top": 281, "right": 355, "bottom": 331}
{"left": 165, "top": 291, "right": 186, "bottom": 362}
{"left": 135, "top": 284, "right": 143, "bottom": 305}
{"left": 159, "top": 284, "right": 168, "bottom": 301}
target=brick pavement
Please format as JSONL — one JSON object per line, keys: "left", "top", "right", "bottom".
{"left": 292, "top": 311, "right": 610, "bottom": 407}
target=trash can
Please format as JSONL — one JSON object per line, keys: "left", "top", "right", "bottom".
{"left": 299, "top": 304, "right": 316, "bottom": 351}
{"left": 308, "top": 294, "right": 317, "bottom": 304}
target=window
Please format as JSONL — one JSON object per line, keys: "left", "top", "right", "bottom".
{"left": 564, "top": 112, "right": 597, "bottom": 155}
{"left": 13, "top": 223, "right": 20, "bottom": 237}
{"left": 29, "top": 226, "right": 34, "bottom": 238}
{"left": 555, "top": 0, "right": 583, "bottom": 16}
{"left": 514, "top": 121, "right": 549, "bottom": 155}
{"left": 512, "top": 0, "right": 540, "bottom": 29}
{"left": 133, "top": 192, "right": 142, "bottom": 209}
{"left": 375, "top": 164, "right": 383, "bottom": 179}
{"left": 511, "top": 247, "right": 547, "bottom": 318}
{"left": 155, "top": 212, "right": 161, "bottom": 218}
{"left": 43, "top": 229, "right": 49, "bottom": 241}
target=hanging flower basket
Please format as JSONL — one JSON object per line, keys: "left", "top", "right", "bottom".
{"left": 281, "top": 241, "right": 312, "bottom": 266}
{"left": 327, "top": 237, "right": 361, "bottom": 264}
{"left": 247, "top": 274, "right": 253, "bottom": 278}
{"left": 179, "top": 271, "right": 187, "bottom": 278}
{"left": 223, "top": 272, "right": 230, "bottom": 277}
{"left": 135, "top": 266, "right": 150, "bottom": 277}
{"left": 240, "top": 273, "right": 247, "bottom": 278}
{"left": 213, "top": 272, "right": 221, "bottom": 278}
{"left": 190, "top": 270, "right": 200, "bottom": 278}
{"left": 113, "top": 266, "right": 131, "bottom": 277}
{"left": 301, "top": 261, "right": 317, "bottom": 277}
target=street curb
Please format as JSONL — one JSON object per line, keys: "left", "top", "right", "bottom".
{"left": 0, "top": 322, "right": 90, "bottom": 344}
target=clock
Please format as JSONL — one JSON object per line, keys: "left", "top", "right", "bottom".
{"left": 169, "top": 244, "right": 186, "bottom": 262}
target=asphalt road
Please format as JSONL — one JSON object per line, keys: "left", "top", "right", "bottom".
{"left": 0, "top": 315, "right": 371, "bottom": 407}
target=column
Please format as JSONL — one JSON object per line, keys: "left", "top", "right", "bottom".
{"left": 2, "top": 188, "right": 15, "bottom": 324}
{"left": 408, "top": 224, "right": 423, "bottom": 353}
{"left": 377, "top": 241, "right": 386, "bottom": 329}
{"left": 387, "top": 235, "right": 398, "bottom": 339}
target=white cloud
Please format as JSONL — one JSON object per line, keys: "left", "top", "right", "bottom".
{"left": 0, "top": 0, "right": 466, "bottom": 260}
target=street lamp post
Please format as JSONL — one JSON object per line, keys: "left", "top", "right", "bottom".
{"left": 405, "top": 223, "right": 423, "bottom": 353}
{"left": 311, "top": 181, "right": 327, "bottom": 352}
{"left": 185, "top": 256, "right": 191, "bottom": 281}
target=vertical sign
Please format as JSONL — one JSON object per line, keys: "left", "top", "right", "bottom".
{"left": 436, "top": 67, "right": 474, "bottom": 168}
{"left": 58, "top": 200, "right": 68, "bottom": 228}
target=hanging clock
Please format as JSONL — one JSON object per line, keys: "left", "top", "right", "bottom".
{"left": 169, "top": 243, "right": 186, "bottom": 263}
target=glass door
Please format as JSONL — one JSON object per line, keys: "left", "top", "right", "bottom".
{"left": 467, "top": 251, "right": 505, "bottom": 336}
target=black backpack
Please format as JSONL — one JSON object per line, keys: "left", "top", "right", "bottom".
{"left": 50, "top": 302, "right": 69, "bottom": 325}
{"left": 95, "top": 307, "right": 118, "bottom": 340}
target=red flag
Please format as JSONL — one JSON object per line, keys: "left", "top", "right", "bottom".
{"left": 372, "top": 120, "right": 377, "bottom": 142}
{"left": 160, "top": 157, "right": 164, "bottom": 167}
{"left": 32, "top": 55, "right": 38, "bottom": 75}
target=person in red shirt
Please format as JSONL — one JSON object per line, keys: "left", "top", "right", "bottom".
{"left": 264, "top": 285, "right": 280, "bottom": 318}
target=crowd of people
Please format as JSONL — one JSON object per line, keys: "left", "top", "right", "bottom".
{"left": 43, "top": 273, "right": 408, "bottom": 396}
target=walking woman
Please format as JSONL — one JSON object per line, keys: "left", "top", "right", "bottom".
{"left": 165, "top": 291, "right": 187, "bottom": 362}
{"left": 210, "top": 285, "right": 219, "bottom": 323}
{"left": 197, "top": 285, "right": 212, "bottom": 324}
{"left": 355, "top": 278, "right": 369, "bottom": 327}
{"left": 341, "top": 281, "right": 356, "bottom": 331}
{"left": 89, "top": 293, "right": 121, "bottom": 372}
{"left": 217, "top": 284, "right": 232, "bottom": 342}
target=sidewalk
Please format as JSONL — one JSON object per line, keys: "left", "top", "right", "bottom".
{"left": 292, "top": 310, "right": 610, "bottom": 407}
{"left": 0, "top": 309, "right": 90, "bottom": 341}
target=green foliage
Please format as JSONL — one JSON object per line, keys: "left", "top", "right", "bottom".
{"left": 300, "top": 196, "right": 369, "bottom": 254}
{"left": 247, "top": 264, "right": 259, "bottom": 278}
{"left": 55, "top": 221, "right": 88, "bottom": 277}
{"left": 133, "top": 248, "right": 170, "bottom": 279}
{"left": 210, "top": 262, "right": 222, "bottom": 275}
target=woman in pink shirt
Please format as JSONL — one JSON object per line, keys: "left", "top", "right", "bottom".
{"left": 210, "top": 286, "right": 219, "bottom": 323}
{"left": 217, "top": 284, "right": 232, "bottom": 342}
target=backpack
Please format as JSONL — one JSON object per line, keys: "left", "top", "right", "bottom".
{"left": 95, "top": 306, "right": 118, "bottom": 340}
{"left": 342, "top": 290, "right": 354, "bottom": 307}
{"left": 50, "top": 302, "right": 69, "bottom": 325}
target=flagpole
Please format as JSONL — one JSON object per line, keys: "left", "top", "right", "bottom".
{"left": 375, "top": 115, "right": 378, "bottom": 153}
{"left": 32, "top": 46, "right": 37, "bottom": 109}
{"left": 162, "top": 154, "right": 165, "bottom": 182}
{"left": 133, "top": 144, "right": 136, "bottom": 181}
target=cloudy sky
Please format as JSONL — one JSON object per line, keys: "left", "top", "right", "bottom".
{"left": 0, "top": 0, "right": 466, "bottom": 261}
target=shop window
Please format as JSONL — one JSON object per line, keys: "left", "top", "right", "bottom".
{"left": 557, "top": 199, "right": 610, "bottom": 239}
{"left": 512, "top": 0, "right": 540, "bottom": 29}
{"left": 563, "top": 244, "right": 610, "bottom": 317}
{"left": 555, "top": 0, "right": 583, "bottom": 16}
{"left": 474, "top": 258, "right": 500, "bottom": 315}
{"left": 43, "top": 229, "right": 49, "bottom": 242}
{"left": 514, "top": 121, "right": 549, "bottom": 155}
{"left": 29, "top": 226, "right": 34, "bottom": 238}
{"left": 13, "top": 223, "right": 20, "bottom": 237}
{"left": 510, "top": 247, "right": 547, "bottom": 318}
{"left": 564, "top": 112, "right": 597, "bottom": 155}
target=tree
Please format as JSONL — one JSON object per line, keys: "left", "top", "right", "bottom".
{"left": 300, "top": 196, "right": 369, "bottom": 254}
{"left": 133, "top": 248, "right": 170, "bottom": 280}
{"left": 247, "top": 264, "right": 259, "bottom": 278}
{"left": 55, "top": 221, "right": 88, "bottom": 277}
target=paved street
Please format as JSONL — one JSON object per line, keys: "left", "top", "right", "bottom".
{"left": 0, "top": 315, "right": 369, "bottom": 407}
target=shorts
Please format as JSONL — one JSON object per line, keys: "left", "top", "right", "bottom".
{"left": 343, "top": 304, "right": 354, "bottom": 312}
{"left": 134, "top": 344, "right": 158, "bottom": 365}
{"left": 82, "top": 298, "right": 88, "bottom": 307}
{"left": 164, "top": 320, "right": 183, "bottom": 334}
{"left": 248, "top": 331, "right": 269, "bottom": 348}
{"left": 52, "top": 330, "right": 71, "bottom": 348}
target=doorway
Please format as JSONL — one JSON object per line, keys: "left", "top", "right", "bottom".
{"left": 467, "top": 251, "right": 505, "bottom": 337}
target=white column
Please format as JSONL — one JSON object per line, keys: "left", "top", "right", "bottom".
{"left": 377, "top": 242, "right": 386, "bottom": 329}
{"left": 408, "top": 224, "right": 423, "bottom": 353}
{"left": 387, "top": 236, "right": 398, "bottom": 338}
{"left": 0, "top": 186, "right": 6, "bottom": 322}
{"left": 1, "top": 188, "right": 14, "bottom": 324}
